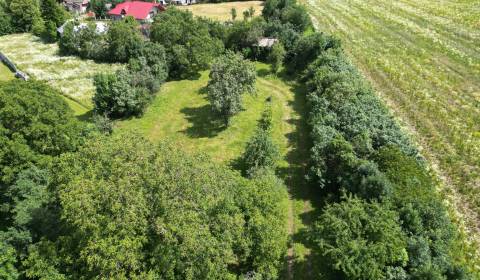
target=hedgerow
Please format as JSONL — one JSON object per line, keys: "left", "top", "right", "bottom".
{"left": 261, "top": 0, "right": 472, "bottom": 278}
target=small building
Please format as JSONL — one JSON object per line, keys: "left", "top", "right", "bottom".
{"left": 108, "top": 1, "right": 166, "bottom": 23}
{"left": 64, "top": 0, "right": 89, "bottom": 14}
{"left": 256, "top": 38, "right": 279, "bottom": 48}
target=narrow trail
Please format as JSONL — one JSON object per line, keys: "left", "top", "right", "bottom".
{"left": 258, "top": 77, "right": 317, "bottom": 279}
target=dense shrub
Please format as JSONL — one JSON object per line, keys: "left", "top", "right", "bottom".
{"left": 268, "top": 42, "right": 286, "bottom": 73}
{"left": 207, "top": 51, "right": 256, "bottom": 124}
{"left": 59, "top": 21, "right": 108, "bottom": 60}
{"left": 107, "top": 17, "right": 144, "bottom": 63}
{"left": 23, "top": 134, "right": 289, "bottom": 279}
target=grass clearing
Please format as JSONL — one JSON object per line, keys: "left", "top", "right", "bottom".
{"left": 302, "top": 0, "right": 480, "bottom": 259}
{"left": 116, "top": 63, "right": 317, "bottom": 279}
{"left": 0, "top": 62, "right": 14, "bottom": 81}
{"left": 0, "top": 33, "right": 121, "bottom": 111}
{"left": 179, "top": 1, "right": 263, "bottom": 21}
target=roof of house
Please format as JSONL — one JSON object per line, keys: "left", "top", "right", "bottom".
{"left": 256, "top": 38, "right": 278, "bottom": 48}
{"left": 108, "top": 1, "right": 164, "bottom": 20}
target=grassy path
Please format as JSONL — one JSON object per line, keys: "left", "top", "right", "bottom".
{"left": 301, "top": 0, "right": 480, "bottom": 264}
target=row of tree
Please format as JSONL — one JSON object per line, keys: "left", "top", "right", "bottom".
{"left": 260, "top": 0, "right": 472, "bottom": 278}
{"left": 0, "top": 0, "right": 69, "bottom": 41}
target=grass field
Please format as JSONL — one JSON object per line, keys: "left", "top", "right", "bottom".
{"left": 0, "top": 62, "right": 14, "bottom": 82}
{"left": 179, "top": 1, "right": 263, "bottom": 21}
{"left": 301, "top": 0, "right": 480, "bottom": 251}
{"left": 116, "top": 63, "right": 318, "bottom": 279}
{"left": 0, "top": 33, "right": 121, "bottom": 113}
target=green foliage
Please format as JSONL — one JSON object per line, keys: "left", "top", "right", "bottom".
{"left": 226, "top": 17, "right": 265, "bottom": 54}
{"left": 268, "top": 42, "right": 286, "bottom": 73}
{"left": 93, "top": 43, "right": 168, "bottom": 118}
{"left": 0, "top": 80, "right": 88, "bottom": 186}
{"left": 262, "top": 0, "right": 311, "bottom": 32}
{"left": 206, "top": 51, "right": 256, "bottom": 124}
{"left": 0, "top": 242, "right": 19, "bottom": 280}
{"left": 230, "top": 7, "right": 236, "bottom": 20}
{"left": 24, "top": 134, "right": 289, "bottom": 279}
{"left": 151, "top": 8, "right": 224, "bottom": 79}
{"left": 312, "top": 196, "right": 408, "bottom": 280}
{"left": 40, "top": 0, "right": 68, "bottom": 27}
{"left": 90, "top": 0, "right": 108, "bottom": 18}
{"left": 107, "top": 17, "right": 143, "bottom": 63}
{"left": 58, "top": 21, "right": 108, "bottom": 60}
{"left": 7, "top": 0, "right": 42, "bottom": 32}
{"left": 0, "top": 6, "right": 14, "bottom": 35}
{"left": 242, "top": 105, "right": 280, "bottom": 175}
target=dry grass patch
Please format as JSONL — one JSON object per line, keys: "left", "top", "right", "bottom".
{"left": 0, "top": 33, "right": 121, "bottom": 108}
{"left": 179, "top": 1, "right": 263, "bottom": 21}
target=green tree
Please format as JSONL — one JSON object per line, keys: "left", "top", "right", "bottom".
{"left": 312, "top": 196, "right": 408, "bottom": 280}
{"left": 107, "top": 16, "right": 143, "bottom": 63}
{"left": 242, "top": 105, "right": 280, "bottom": 175}
{"left": 206, "top": 51, "right": 256, "bottom": 124}
{"left": 24, "top": 134, "right": 289, "bottom": 279}
{"left": 40, "top": 0, "right": 68, "bottom": 27}
{"left": 0, "top": 6, "right": 14, "bottom": 35}
{"left": 268, "top": 42, "right": 286, "bottom": 73}
{"left": 90, "top": 0, "right": 108, "bottom": 18}
{"left": 151, "top": 8, "right": 224, "bottom": 79}
{"left": 0, "top": 80, "right": 88, "bottom": 186}
{"left": 0, "top": 242, "right": 19, "bottom": 280}
{"left": 8, "top": 0, "right": 42, "bottom": 32}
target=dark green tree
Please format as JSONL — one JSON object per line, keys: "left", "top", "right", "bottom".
{"left": 8, "top": 0, "right": 43, "bottom": 32}
{"left": 151, "top": 8, "right": 224, "bottom": 79}
{"left": 312, "top": 197, "right": 408, "bottom": 280}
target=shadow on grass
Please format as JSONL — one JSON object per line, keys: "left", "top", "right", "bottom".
{"left": 257, "top": 68, "right": 271, "bottom": 78}
{"left": 77, "top": 110, "right": 94, "bottom": 122}
{"left": 180, "top": 104, "right": 226, "bottom": 138}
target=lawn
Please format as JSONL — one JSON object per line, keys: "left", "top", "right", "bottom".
{"left": 179, "top": 1, "right": 263, "bottom": 21}
{"left": 0, "top": 33, "right": 121, "bottom": 112}
{"left": 302, "top": 0, "right": 480, "bottom": 255}
{"left": 0, "top": 62, "right": 14, "bottom": 82}
{"left": 116, "top": 63, "right": 318, "bottom": 279}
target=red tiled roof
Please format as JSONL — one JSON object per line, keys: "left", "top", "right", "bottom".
{"left": 108, "top": 1, "right": 164, "bottom": 20}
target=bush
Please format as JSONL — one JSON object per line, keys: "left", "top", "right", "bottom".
{"left": 107, "top": 16, "right": 143, "bottom": 63}
{"left": 242, "top": 105, "right": 280, "bottom": 175}
{"left": 268, "top": 42, "right": 286, "bottom": 73}
{"left": 207, "top": 51, "right": 256, "bottom": 124}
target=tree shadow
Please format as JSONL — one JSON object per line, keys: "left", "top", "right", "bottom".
{"left": 76, "top": 110, "right": 94, "bottom": 122}
{"left": 256, "top": 68, "right": 271, "bottom": 78}
{"left": 180, "top": 104, "right": 226, "bottom": 138}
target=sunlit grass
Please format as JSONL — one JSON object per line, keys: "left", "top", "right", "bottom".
{"left": 0, "top": 62, "right": 14, "bottom": 81}
{"left": 178, "top": 1, "right": 263, "bottom": 21}
{"left": 0, "top": 33, "right": 121, "bottom": 109}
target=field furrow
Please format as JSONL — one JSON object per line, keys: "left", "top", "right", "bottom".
{"left": 302, "top": 0, "right": 480, "bottom": 256}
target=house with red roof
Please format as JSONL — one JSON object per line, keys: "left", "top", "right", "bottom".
{"left": 108, "top": 1, "right": 166, "bottom": 23}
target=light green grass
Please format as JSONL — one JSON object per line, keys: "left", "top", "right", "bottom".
{"left": 0, "top": 62, "right": 14, "bottom": 81}
{"left": 179, "top": 1, "right": 263, "bottom": 21}
{"left": 0, "top": 33, "right": 121, "bottom": 110}
{"left": 302, "top": 0, "right": 480, "bottom": 272}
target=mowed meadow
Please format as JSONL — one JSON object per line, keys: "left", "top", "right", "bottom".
{"left": 302, "top": 0, "right": 480, "bottom": 244}
{"left": 0, "top": 33, "right": 121, "bottom": 113}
